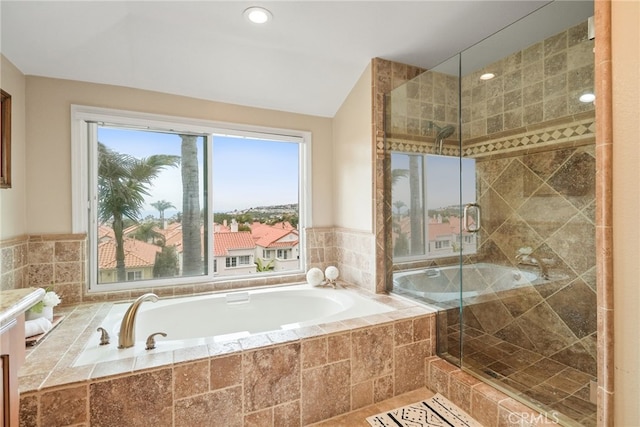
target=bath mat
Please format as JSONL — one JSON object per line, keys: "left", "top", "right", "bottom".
{"left": 366, "top": 393, "right": 482, "bottom": 427}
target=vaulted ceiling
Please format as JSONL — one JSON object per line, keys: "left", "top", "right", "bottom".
{"left": 1, "top": 1, "right": 592, "bottom": 117}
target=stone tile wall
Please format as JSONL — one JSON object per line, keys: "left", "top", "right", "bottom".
{"left": 26, "top": 234, "right": 86, "bottom": 305}
{"left": 0, "top": 235, "right": 28, "bottom": 291}
{"left": 462, "top": 21, "right": 594, "bottom": 140}
{"left": 306, "top": 227, "right": 377, "bottom": 292}
{"left": 334, "top": 228, "right": 375, "bottom": 292}
{"left": 0, "top": 234, "right": 86, "bottom": 303}
{"left": 383, "top": 21, "right": 594, "bottom": 144}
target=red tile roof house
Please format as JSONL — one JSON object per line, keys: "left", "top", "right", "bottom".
{"left": 97, "top": 238, "right": 162, "bottom": 283}
{"left": 213, "top": 231, "right": 257, "bottom": 276}
{"left": 393, "top": 215, "right": 476, "bottom": 257}
{"left": 251, "top": 222, "right": 299, "bottom": 271}
{"left": 97, "top": 220, "right": 300, "bottom": 280}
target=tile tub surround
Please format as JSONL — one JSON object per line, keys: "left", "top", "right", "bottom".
{"left": 18, "top": 286, "right": 440, "bottom": 426}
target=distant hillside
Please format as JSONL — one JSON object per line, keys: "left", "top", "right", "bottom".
{"left": 214, "top": 203, "right": 299, "bottom": 226}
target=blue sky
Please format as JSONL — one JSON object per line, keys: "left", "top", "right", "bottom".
{"left": 98, "top": 128, "right": 299, "bottom": 218}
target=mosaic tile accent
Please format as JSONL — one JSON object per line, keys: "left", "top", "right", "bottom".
{"left": 462, "top": 115, "right": 595, "bottom": 158}
{"left": 385, "top": 113, "right": 594, "bottom": 160}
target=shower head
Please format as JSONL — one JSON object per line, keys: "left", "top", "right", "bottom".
{"left": 435, "top": 124, "right": 455, "bottom": 154}
{"left": 436, "top": 125, "right": 455, "bottom": 140}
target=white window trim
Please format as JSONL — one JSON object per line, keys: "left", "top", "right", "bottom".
{"left": 71, "top": 105, "right": 312, "bottom": 293}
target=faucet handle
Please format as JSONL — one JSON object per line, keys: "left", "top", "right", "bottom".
{"left": 145, "top": 332, "right": 167, "bottom": 350}
{"left": 517, "top": 247, "right": 533, "bottom": 255}
{"left": 97, "top": 327, "right": 110, "bottom": 345}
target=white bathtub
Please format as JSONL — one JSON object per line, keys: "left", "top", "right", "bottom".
{"left": 74, "top": 284, "right": 394, "bottom": 366}
{"left": 393, "top": 263, "right": 538, "bottom": 303}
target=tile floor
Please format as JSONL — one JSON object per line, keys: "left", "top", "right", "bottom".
{"left": 445, "top": 324, "right": 597, "bottom": 426}
{"left": 311, "top": 388, "right": 435, "bottom": 426}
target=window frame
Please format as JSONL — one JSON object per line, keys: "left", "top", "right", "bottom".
{"left": 71, "top": 105, "right": 312, "bottom": 293}
{"left": 391, "top": 151, "right": 477, "bottom": 263}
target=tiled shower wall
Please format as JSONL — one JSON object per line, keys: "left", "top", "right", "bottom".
{"left": 454, "top": 19, "right": 597, "bottom": 378}
{"left": 376, "top": 15, "right": 599, "bottom": 423}
{"left": 468, "top": 140, "right": 597, "bottom": 376}
{"left": 383, "top": 20, "right": 595, "bottom": 142}
{"left": 462, "top": 20, "right": 594, "bottom": 139}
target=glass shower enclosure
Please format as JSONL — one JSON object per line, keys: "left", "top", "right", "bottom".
{"left": 386, "top": 2, "right": 596, "bottom": 425}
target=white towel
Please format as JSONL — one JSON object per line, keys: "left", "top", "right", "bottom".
{"left": 25, "top": 317, "right": 53, "bottom": 338}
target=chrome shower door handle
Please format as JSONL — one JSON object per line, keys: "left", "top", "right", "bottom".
{"left": 463, "top": 203, "right": 481, "bottom": 233}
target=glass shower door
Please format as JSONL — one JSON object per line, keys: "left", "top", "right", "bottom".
{"left": 457, "top": 4, "right": 597, "bottom": 424}
{"left": 386, "top": 2, "right": 597, "bottom": 424}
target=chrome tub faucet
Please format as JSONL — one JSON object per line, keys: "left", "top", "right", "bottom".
{"left": 516, "top": 247, "right": 550, "bottom": 280}
{"left": 118, "top": 293, "right": 159, "bottom": 349}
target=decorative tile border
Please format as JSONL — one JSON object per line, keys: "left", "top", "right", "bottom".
{"left": 462, "top": 115, "right": 595, "bottom": 158}
{"left": 385, "top": 113, "right": 595, "bottom": 159}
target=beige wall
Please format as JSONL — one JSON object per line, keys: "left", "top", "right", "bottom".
{"left": 24, "top": 76, "right": 334, "bottom": 233}
{"left": 0, "top": 56, "right": 27, "bottom": 240}
{"left": 332, "top": 63, "right": 373, "bottom": 232}
{"left": 612, "top": 0, "right": 640, "bottom": 424}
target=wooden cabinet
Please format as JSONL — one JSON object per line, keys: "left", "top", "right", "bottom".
{"left": 0, "top": 314, "right": 25, "bottom": 427}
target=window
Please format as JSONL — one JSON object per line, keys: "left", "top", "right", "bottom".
{"left": 277, "top": 249, "right": 291, "bottom": 259}
{"left": 263, "top": 249, "right": 275, "bottom": 259}
{"left": 225, "top": 256, "right": 251, "bottom": 268}
{"left": 435, "top": 240, "right": 450, "bottom": 249}
{"left": 72, "top": 106, "right": 310, "bottom": 292}
{"left": 127, "top": 271, "right": 143, "bottom": 281}
{"left": 391, "top": 152, "right": 476, "bottom": 260}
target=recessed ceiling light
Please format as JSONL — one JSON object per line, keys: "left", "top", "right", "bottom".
{"left": 244, "top": 6, "right": 272, "bottom": 24}
{"left": 480, "top": 73, "right": 496, "bottom": 80}
{"left": 579, "top": 92, "right": 596, "bottom": 103}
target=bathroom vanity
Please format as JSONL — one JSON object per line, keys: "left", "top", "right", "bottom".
{"left": 0, "top": 288, "right": 45, "bottom": 426}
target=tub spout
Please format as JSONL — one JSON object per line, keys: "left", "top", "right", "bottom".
{"left": 515, "top": 253, "right": 550, "bottom": 280}
{"left": 118, "top": 293, "right": 159, "bottom": 349}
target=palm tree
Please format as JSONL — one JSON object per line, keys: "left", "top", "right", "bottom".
{"left": 130, "top": 221, "right": 165, "bottom": 246}
{"left": 181, "top": 135, "right": 202, "bottom": 275}
{"left": 98, "top": 143, "right": 179, "bottom": 282}
{"left": 409, "top": 156, "right": 423, "bottom": 254}
{"left": 255, "top": 258, "right": 275, "bottom": 272}
{"left": 151, "top": 199, "right": 175, "bottom": 229}
{"left": 391, "top": 168, "right": 408, "bottom": 186}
